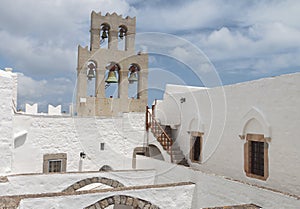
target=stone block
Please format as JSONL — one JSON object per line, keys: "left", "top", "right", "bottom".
{"left": 120, "top": 195, "right": 126, "bottom": 204}
{"left": 112, "top": 180, "right": 118, "bottom": 187}
{"left": 126, "top": 197, "right": 133, "bottom": 206}
{"left": 113, "top": 195, "right": 120, "bottom": 204}
{"left": 100, "top": 199, "right": 109, "bottom": 208}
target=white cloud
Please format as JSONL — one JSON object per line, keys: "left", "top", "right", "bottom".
{"left": 1, "top": 0, "right": 300, "bottom": 108}
{"left": 17, "top": 73, "right": 75, "bottom": 111}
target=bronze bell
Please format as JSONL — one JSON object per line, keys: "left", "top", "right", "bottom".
{"left": 119, "top": 28, "right": 126, "bottom": 39}
{"left": 128, "top": 71, "right": 138, "bottom": 84}
{"left": 87, "top": 69, "right": 95, "bottom": 80}
{"left": 105, "top": 71, "right": 118, "bottom": 83}
{"left": 101, "top": 30, "right": 108, "bottom": 39}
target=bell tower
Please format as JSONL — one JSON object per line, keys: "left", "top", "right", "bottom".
{"left": 76, "top": 11, "right": 148, "bottom": 116}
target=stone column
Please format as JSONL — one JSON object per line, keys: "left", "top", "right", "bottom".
{"left": 90, "top": 29, "right": 100, "bottom": 51}
{"left": 126, "top": 33, "right": 135, "bottom": 53}
{"left": 108, "top": 30, "right": 118, "bottom": 50}
{"left": 96, "top": 68, "right": 106, "bottom": 98}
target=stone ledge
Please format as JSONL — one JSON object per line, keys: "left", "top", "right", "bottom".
{"left": 0, "top": 182, "right": 194, "bottom": 209}
{"left": 203, "top": 203, "right": 261, "bottom": 209}
{"left": 7, "top": 168, "right": 156, "bottom": 177}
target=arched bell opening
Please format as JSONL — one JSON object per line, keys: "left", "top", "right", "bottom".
{"left": 86, "top": 61, "right": 97, "bottom": 97}
{"left": 118, "top": 25, "right": 127, "bottom": 51}
{"left": 128, "top": 63, "right": 140, "bottom": 99}
{"left": 100, "top": 23, "right": 110, "bottom": 49}
{"left": 105, "top": 62, "right": 120, "bottom": 98}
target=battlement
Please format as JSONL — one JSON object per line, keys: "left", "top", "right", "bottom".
{"left": 17, "top": 103, "right": 73, "bottom": 116}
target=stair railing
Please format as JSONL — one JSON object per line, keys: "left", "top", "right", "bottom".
{"left": 146, "top": 105, "right": 173, "bottom": 163}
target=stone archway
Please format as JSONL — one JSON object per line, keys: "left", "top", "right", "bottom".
{"left": 62, "top": 177, "right": 124, "bottom": 192}
{"left": 84, "top": 195, "right": 160, "bottom": 209}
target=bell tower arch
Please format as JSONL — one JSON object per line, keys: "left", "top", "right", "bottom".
{"left": 76, "top": 11, "right": 148, "bottom": 116}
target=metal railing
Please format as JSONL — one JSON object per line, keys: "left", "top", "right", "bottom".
{"left": 146, "top": 105, "right": 173, "bottom": 162}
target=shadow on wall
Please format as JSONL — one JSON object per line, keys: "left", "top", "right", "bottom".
{"left": 14, "top": 131, "right": 27, "bottom": 148}
{"left": 148, "top": 144, "right": 164, "bottom": 161}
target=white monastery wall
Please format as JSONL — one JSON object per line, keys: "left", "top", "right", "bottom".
{"left": 0, "top": 170, "right": 155, "bottom": 196}
{"left": 136, "top": 156, "right": 300, "bottom": 209}
{"left": 11, "top": 112, "right": 145, "bottom": 174}
{"left": 25, "top": 103, "right": 38, "bottom": 114}
{"left": 47, "top": 104, "right": 62, "bottom": 115}
{"left": 18, "top": 183, "right": 195, "bottom": 209}
{"left": 0, "top": 70, "right": 15, "bottom": 173}
{"left": 155, "top": 73, "right": 300, "bottom": 196}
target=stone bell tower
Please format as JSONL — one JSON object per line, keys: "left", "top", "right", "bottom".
{"left": 76, "top": 11, "right": 148, "bottom": 116}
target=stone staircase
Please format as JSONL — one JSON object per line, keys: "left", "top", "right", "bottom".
{"left": 168, "top": 142, "right": 189, "bottom": 167}
{"left": 146, "top": 107, "right": 189, "bottom": 167}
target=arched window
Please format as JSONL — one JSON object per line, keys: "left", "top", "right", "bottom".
{"left": 100, "top": 23, "right": 110, "bottom": 49}
{"left": 128, "top": 64, "right": 140, "bottom": 99}
{"left": 86, "top": 61, "right": 96, "bottom": 97}
{"left": 105, "top": 62, "right": 120, "bottom": 98}
{"left": 118, "top": 25, "right": 127, "bottom": 51}
{"left": 240, "top": 108, "right": 271, "bottom": 181}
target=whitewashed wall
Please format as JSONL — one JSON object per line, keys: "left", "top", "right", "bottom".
{"left": 18, "top": 183, "right": 195, "bottom": 209}
{"left": 136, "top": 156, "right": 300, "bottom": 209}
{"left": 155, "top": 73, "right": 300, "bottom": 196}
{"left": 0, "top": 170, "right": 156, "bottom": 196}
{"left": 0, "top": 70, "right": 15, "bottom": 173}
{"left": 12, "top": 112, "right": 146, "bottom": 174}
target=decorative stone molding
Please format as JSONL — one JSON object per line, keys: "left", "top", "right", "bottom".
{"left": 62, "top": 177, "right": 124, "bottom": 193}
{"left": 240, "top": 107, "right": 271, "bottom": 138}
{"left": 84, "top": 195, "right": 160, "bottom": 209}
{"left": 188, "top": 118, "right": 205, "bottom": 134}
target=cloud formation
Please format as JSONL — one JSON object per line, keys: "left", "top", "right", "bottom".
{"left": 0, "top": 0, "right": 299, "bottom": 111}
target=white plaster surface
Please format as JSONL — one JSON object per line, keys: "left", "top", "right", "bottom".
{"left": 48, "top": 104, "right": 62, "bottom": 115}
{"left": 25, "top": 103, "right": 38, "bottom": 114}
{"left": 11, "top": 112, "right": 146, "bottom": 174}
{"left": 155, "top": 73, "right": 300, "bottom": 196}
{"left": 136, "top": 156, "right": 300, "bottom": 209}
{"left": 18, "top": 183, "right": 195, "bottom": 209}
{"left": 0, "top": 170, "right": 156, "bottom": 196}
{"left": 0, "top": 70, "right": 14, "bottom": 173}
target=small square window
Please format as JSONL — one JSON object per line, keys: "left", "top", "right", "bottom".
{"left": 100, "top": 142, "right": 105, "bottom": 151}
{"left": 48, "top": 160, "right": 62, "bottom": 173}
{"left": 43, "top": 153, "right": 67, "bottom": 173}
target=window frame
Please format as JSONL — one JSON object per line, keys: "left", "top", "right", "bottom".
{"left": 190, "top": 132, "right": 203, "bottom": 163}
{"left": 43, "top": 153, "right": 67, "bottom": 173}
{"left": 244, "top": 133, "right": 269, "bottom": 180}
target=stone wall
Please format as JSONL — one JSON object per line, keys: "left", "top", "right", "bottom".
{"left": 0, "top": 170, "right": 155, "bottom": 196}
{"left": 11, "top": 112, "right": 145, "bottom": 174}
{"left": 136, "top": 155, "right": 299, "bottom": 209}
{"left": 155, "top": 73, "right": 300, "bottom": 196}
{"left": 15, "top": 182, "right": 194, "bottom": 209}
{"left": 0, "top": 70, "right": 15, "bottom": 173}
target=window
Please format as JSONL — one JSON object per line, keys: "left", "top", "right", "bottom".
{"left": 48, "top": 160, "right": 62, "bottom": 173}
{"left": 100, "top": 142, "right": 105, "bottom": 151}
{"left": 43, "top": 153, "right": 67, "bottom": 173}
{"left": 190, "top": 132, "right": 203, "bottom": 163}
{"left": 250, "top": 141, "right": 264, "bottom": 176}
{"left": 244, "top": 134, "right": 269, "bottom": 180}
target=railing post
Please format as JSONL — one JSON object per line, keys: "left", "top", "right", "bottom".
{"left": 145, "top": 106, "right": 149, "bottom": 131}
{"left": 151, "top": 104, "right": 155, "bottom": 118}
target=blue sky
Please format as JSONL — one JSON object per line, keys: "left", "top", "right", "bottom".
{"left": 0, "top": 0, "right": 299, "bottom": 112}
